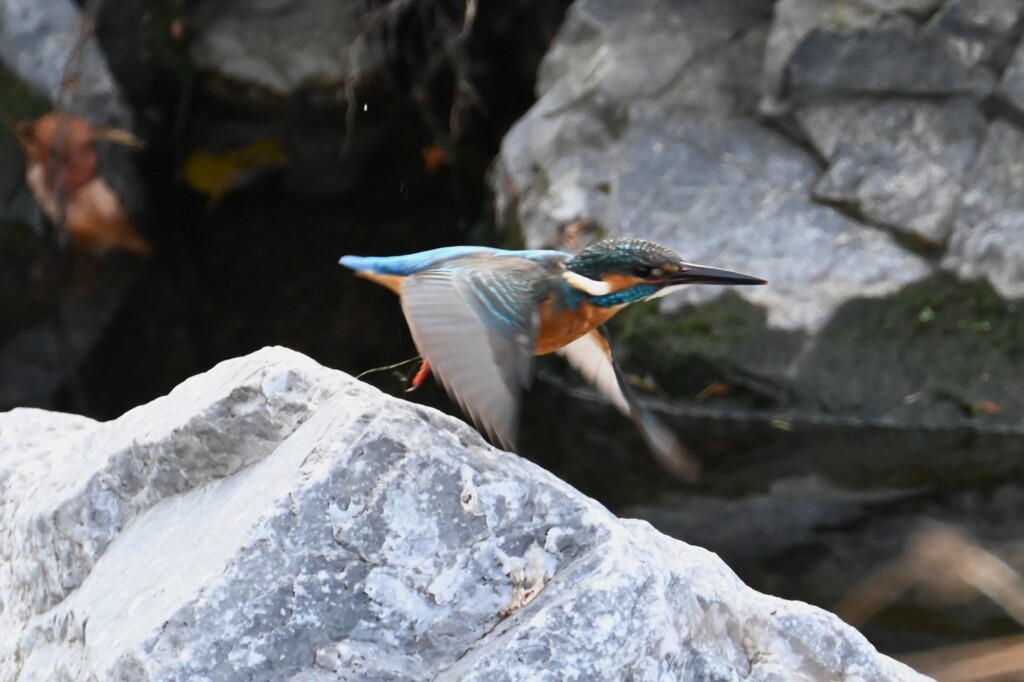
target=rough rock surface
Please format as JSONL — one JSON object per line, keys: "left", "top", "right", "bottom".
{"left": 1000, "top": 36, "right": 1024, "bottom": 113}
{"left": 0, "top": 0, "right": 132, "bottom": 126}
{"left": 797, "top": 96, "right": 984, "bottom": 242}
{"left": 493, "top": 0, "right": 933, "bottom": 333}
{"left": 492, "top": 0, "right": 1024, "bottom": 429}
{"left": 0, "top": 347, "right": 927, "bottom": 681}
{"left": 944, "top": 120, "right": 1024, "bottom": 299}
{"left": 186, "top": 0, "right": 385, "bottom": 96}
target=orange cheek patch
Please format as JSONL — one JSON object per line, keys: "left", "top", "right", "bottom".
{"left": 601, "top": 274, "right": 645, "bottom": 291}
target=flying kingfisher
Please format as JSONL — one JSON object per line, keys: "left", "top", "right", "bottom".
{"left": 340, "top": 238, "right": 766, "bottom": 480}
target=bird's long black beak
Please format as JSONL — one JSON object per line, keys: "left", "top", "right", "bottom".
{"left": 668, "top": 262, "right": 768, "bottom": 286}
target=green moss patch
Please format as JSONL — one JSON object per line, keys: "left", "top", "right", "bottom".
{"left": 800, "top": 273, "right": 1024, "bottom": 424}
{"left": 610, "top": 292, "right": 806, "bottom": 409}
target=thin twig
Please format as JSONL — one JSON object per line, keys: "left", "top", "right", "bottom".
{"left": 57, "top": 0, "right": 108, "bottom": 112}
{"left": 50, "top": 0, "right": 109, "bottom": 415}
{"left": 355, "top": 355, "right": 422, "bottom": 381}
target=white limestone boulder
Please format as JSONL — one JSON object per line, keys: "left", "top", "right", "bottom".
{"left": 0, "top": 347, "right": 928, "bottom": 681}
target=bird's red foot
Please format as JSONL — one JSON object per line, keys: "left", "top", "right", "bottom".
{"left": 408, "top": 359, "right": 431, "bottom": 392}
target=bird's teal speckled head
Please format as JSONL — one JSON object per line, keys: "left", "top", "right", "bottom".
{"left": 565, "top": 236, "right": 684, "bottom": 278}
{"left": 565, "top": 238, "right": 686, "bottom": 281}
{"left": 562, "top": 237, "right": 767, "bottom": 307}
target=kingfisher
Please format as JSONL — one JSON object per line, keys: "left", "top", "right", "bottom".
{"left": 340, "top": 238, "right": 766, "bottom": 480}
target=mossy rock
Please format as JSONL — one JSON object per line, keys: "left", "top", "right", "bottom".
{"left": 608, "top": 274, "right": 1024, "bottom": 430}
{"left": 611, "top": 292, "right": 807, "bottom": 410}
{"left": 800, "top": 273, "right": 1024, "bottom": 426}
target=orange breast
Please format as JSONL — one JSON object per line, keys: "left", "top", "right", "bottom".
{"left": 534, "top": 299, "right": 623, "bottom": 355}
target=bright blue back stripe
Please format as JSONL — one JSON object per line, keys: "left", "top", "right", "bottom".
{"left": 339, "top": 246, "right": 567, "bottom": 276}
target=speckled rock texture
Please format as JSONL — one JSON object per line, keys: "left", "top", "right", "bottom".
{"left": 492, "top": 0, "right": 1024, "bottom": 430}
{"left": 0, "top": 347, "right": 927, "bottom": 681}
{"left": 186, "top": 0, "right": 385, "bottom": 96}
{"left": 0, "top": 0, "right": 131, "bottom": 126}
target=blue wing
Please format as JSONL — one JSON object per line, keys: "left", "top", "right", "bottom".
{"left": 399, "top": 255, "right": 553, "bottom": 449}
{"left": 339, "top": 246, "right": 567, "bottom": 276}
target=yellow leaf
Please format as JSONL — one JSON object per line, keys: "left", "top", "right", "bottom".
{"left": 183, "top": 138, "right": 288, "bottom": 201}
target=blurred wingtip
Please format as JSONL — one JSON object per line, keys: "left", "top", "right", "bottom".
{"left": 634, "top": 410, "right": 701, "bottom": 483}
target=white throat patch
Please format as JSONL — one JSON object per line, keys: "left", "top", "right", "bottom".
{"left": 562, "top": 271, "right": 613, "bottom": 296}
{"left": 647, "top": 284, "right": 685, "bottom": 300}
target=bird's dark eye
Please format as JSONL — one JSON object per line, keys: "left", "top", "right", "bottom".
{"left": 633, "top": 265, "right": 666, "bottom": 278}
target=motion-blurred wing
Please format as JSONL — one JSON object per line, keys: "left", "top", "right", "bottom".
{"left": 400, "top": 257, "right": 550, "bottom": 449}
{"left": 560, "top": 327, "right": 700, "bottom": 482}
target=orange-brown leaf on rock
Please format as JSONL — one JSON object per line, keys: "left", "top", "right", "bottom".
{"left": 61, "top": 178, "right": 151, "bottom": 256}
{"left": 13, "top": 112, "right": 150, "bottom": 257}
{"left": 974, "top": 400, "right": 1002, "bottom": 415}
{"left": 18, "top": 114, "right": 97, "bottom": 192}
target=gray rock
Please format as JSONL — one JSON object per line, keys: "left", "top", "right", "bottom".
{"left": 493, "top": 0, "right": 1024, "bottom": 428}
{"left": 759, "top": 0, "right": 905, "bottom": 111}
{"left": 998, "top": 37, "right": 1024, "bottom": 116}
{"left": 496, "top": 0, "right": 933, "bottom": 336}
{"left": 187, "top": 0, "right": 385, "bottom": 96}
{"left": 1, "top": 347, "right": 927, "bottom": 681}
{"left": 793, "top": 270, "right": 1024, "bottom": 426}
{"left": 759, "top": 0, "right": 1018, "bottom": 245}
{"left": 786, "top": 25, "right": 994, "bottom": 99}
{"left": 0, "top": 0, "right": 131, "bottom": 126}
{"left": 798, "top": 96, "right": 985, "bottom": 242}
{"left": 535, "top": 0, "right": 772, "bottom": 118}
{"left": 921, "top": 0, "right": 1024, "bottom": 71}
{"left": 497, "top": 97, "right": 931, "bottom": 332}
{"left": 760, "top": 0, "right": 1001, "bottom": 110}
{"left": 859, "top": 0, "right": 945, "bottom": 13}
{"left": 612, "top": 109, "right": 934, "bottom": 333}
{"left": 497, "top": 0, "right": 773, "bottom": 234}
{"left": 944, "top": 121, "right": 1024, "bottom": 299}
{"left": 766, "top": 0, "right": 1022, "bottom": 107}
{"left": 1, "top": 347, "right": 348, "bottom": 666}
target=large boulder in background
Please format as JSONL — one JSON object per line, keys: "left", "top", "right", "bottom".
{"left": 0, "top": 347, "right": 927, "bottom": 681}
{"left": 186, "top": 0, "right": 385, "bottom": 97}
{"left": 492, "top": 0, "right": 1024, "bottom": 430}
